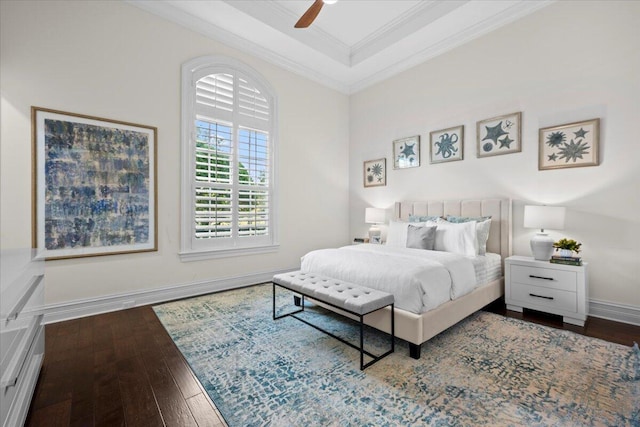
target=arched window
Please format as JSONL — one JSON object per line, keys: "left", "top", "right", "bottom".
{"left": 180, "top": 56, "right": 278, "bottom": 260}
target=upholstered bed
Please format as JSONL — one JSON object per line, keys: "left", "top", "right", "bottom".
{"left": 302, "top": 198, "right": 512, "bottom": 359}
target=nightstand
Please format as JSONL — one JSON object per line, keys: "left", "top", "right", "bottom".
{"left": 505, "top": 255, "right": 588, "bottom": 326}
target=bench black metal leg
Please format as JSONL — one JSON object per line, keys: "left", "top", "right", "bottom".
{"left": 293, "top": 295, "right": 302, "bottom": 306}
{"left": 409, "top": 343, "right": 421, "bottom": 359}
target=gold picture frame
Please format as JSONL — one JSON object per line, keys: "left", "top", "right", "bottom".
{"left": 539, "top": 118, "right": 599, "bottom": 170}
{"left": 32, "top": 107, "right": 158, "bottom": 260}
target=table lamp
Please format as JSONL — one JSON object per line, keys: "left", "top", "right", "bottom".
{"left": 523, "top": 205, "right": 566, "bottom": 261}
{"left": 365, "top": 207, "right": 385, "bottom": 243}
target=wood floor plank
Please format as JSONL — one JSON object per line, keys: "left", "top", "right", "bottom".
{"left": 116, "top": 355, "right": 164, "bottom": 427}
{"left": 142, "top": 350, "right": 199, "bottom": 427}
{"left": 25, "top": 399, "right": 72, "bottom": 427}
{"left": 186, "top": 393, "right": 226, "bottom": 427}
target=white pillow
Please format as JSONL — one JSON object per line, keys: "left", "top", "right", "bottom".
{"left": 427, "top": 220, "right": 478, "bottom": 257}
{"left": 386, "top": 220, "right": 425, "bottom": 247}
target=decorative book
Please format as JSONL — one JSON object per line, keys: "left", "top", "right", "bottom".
{"left": 550, "top": 255, "right": 582, "bottom": 266}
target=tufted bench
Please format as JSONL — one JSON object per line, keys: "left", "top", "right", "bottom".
{"left": 272, "top": 271, "right": 394, "bottom": 370}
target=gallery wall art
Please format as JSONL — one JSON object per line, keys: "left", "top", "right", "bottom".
{"left": 430, "top": 125, "right": 464, "bottom": 164}
{"left": 363, "top": 158, "right": 386, "bottom": 187}
{"left": 539, "top": 118, "right": 599, "bottom": 170}
{"left": 32, "top": 107, "right": 157, "bottom": 259}
{"left": 476, "top": 112, "right": 522, "bottom": 158}
{"left": 392, "top": 135, "right": 420, "bottom": 169}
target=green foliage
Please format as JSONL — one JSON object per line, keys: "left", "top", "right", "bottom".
{"left": 553, "top": 238, "right": 582, "bottom": 254}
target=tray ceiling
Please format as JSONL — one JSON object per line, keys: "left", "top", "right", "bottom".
{"left": 129, "top": 0, "right": 553, "bottom": 94}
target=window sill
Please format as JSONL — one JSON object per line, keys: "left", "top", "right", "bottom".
{"left": 179, "top": 244, "right": 279, "bottom": 262}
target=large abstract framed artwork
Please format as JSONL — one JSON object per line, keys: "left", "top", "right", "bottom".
{"left": 476, "top": 112, "right": 522, "bottom": 158}
{"left": 539, "top": 118, "right": 599, "bottom": 170}
{"left": 392, "top": 135, "right": 420, "bottom": 169}
{"left": 363, "top": 158, "right": 386, "bottom": 187}
{"left": 430, "top": 125, "right": 464, "bottom": 164}
{"left": 32, "top": 107, "right": 158, "bottom": 260}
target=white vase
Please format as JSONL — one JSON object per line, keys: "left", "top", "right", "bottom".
{"left": 558, "top": 249, "right": 573, "bottom": 257}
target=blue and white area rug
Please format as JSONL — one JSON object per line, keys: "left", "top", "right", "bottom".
{"left": 153, "top": 284, "right": 639, "bottom": 426}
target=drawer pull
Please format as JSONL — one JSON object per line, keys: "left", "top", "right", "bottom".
{"left": 529, "top": 274, "right": 554, "bottom": 281}
{"left": 529, "top": 293, "right": 554, "bottom": 301}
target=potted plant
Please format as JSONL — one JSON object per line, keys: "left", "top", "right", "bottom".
{"left": 553, "top": 238, "right": 582, "bottom": 257}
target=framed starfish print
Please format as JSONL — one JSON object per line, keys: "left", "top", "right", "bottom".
{"left": 392, "top": 135, "right": 420, "bottom": 169}
{"left": 539, "top": 118, "right": 599, "bottom": 170}
{"left": 363, "top": 158, "right": 386, "bottom": 187}
{"left": 476, "top": 112, "right": 521, "bottom": 158}
{"left": 430, "top": 125, "right": 464, "bottom": 164}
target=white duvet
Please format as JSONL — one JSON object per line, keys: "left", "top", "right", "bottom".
{"left": 300, "top": 244, "right": 477, "bottom": 314}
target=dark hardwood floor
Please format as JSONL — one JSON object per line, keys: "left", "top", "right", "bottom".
{"left": 25, "top": 306, "right": 226, "bottom": 427}
{"left": 25, "top": 293, "right": 639, "bottom": 427}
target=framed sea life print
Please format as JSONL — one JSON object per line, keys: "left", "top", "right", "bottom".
{"left": 430, "top": 125, "right": 464, "bottom": 163}
{"left": 363, "top": 158, "right": 386, "bottom": 187}
{"left": 476, "top": 112, "right": 522, "bottom": 158}
{"left": 539, "top": 118, "right": 599, "bottom": 170}
{"left": 392, "top": 135, "right": 420, "bottom": 169}
{"left": 32, "top": 107, "right": 158, "bottom": 260}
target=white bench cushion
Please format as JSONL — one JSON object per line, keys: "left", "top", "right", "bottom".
{"left": 273, "top": 271, "right": 394, "bottom": 315}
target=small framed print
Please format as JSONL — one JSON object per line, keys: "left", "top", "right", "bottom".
{"left": 363, "top": 158, "right": 386, "bottom": 187}
{"left": 392, "top": 135, "right": 420, "bottom": 169}
{"left": 539, "top": 119, "right": 599, "bottom": 170}
{"left": 430, "top": 125, "right": 464, "bottom": 164}
{"left": 477, "top": 112, "right": 522, "bottom": 158}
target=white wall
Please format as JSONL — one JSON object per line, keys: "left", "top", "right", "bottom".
{"left": 0, "top": 1, "right": 350, "bottom": 305}
{"left": 350, "top": 1, "right": 640, "bottom": 308}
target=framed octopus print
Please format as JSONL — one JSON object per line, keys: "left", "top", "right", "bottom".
{"left": 430, "top": 125, "right": 464, "bottom": 163}
{"left": 363, "top": 158, "right": 386, "bottom": 187}
{"left": 392, "top": 135, "right": 420, "bottom": 169}
{"left": 539, "top": 118, "right": 599, "bottom": 170}
{"left": 476, "top": 112, "right": 521, "bottom": 158}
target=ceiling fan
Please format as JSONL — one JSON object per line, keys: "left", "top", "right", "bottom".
{"left": 294, "top": 0, "right": 338, "bottom": 28}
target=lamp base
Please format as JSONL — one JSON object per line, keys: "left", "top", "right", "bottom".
{"left": 530, "top": 232, "right": 554, "bottom": 261}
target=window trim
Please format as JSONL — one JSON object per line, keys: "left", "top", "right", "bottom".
{"left": 180, "top": 55, "right": 278, "bottom": 261}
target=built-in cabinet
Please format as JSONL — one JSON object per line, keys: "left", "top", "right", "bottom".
{"left": 1, "top": 249, "right": 45, "bottom": 427}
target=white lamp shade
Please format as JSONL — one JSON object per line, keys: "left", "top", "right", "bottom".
{"left": 365, "top": 207, "right": 385, "bottom": 224}
{"left": 523, "top": 205, "right": 565, "bottom": 231}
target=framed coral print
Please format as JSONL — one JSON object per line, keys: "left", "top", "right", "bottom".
{"left": 476, "top": 112, "right": 521, "bottom": 158}
{"left": 363, "top": 158, "right": 386, "bottom": 187}
{"left": 539, "top": 118, "right": 599, "bottom": 170}
{"left": 430, "top": 125, "right": 464, "bottom": 163}
{"left": 32, "top": 107, "right": 158, "bottom": 260}
{"left": 392, "top": 135, "right": 420, "bottom": 169}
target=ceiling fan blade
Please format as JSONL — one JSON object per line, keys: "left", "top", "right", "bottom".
{"left": 295, "top": 0, "right": 324, "bottom": 28}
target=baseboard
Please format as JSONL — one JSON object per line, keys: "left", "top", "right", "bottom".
{"left": 37, "top": 267, "right": 297, "bottom": 324}
{"left": 589, "top": 299, "right": 640, "bottom": 326}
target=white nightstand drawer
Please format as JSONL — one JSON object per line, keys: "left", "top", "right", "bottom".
{"left": 510, "top": 265, "right": 576, "bottom": 292}
{"left": 510, "top": 283, "right": 577, "bottom": 312}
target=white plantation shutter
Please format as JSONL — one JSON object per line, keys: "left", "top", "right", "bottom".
{"left": 181, "top": 56, "right": 277, "bottom": 259}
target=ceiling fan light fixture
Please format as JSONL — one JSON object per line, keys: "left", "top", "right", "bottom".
{"left": 323, "top": 0, "right": 338, "bottom": 4}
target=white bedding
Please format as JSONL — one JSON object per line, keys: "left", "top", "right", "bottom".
{"left": 300, "top": 244, "right": 498, "bottom": 314}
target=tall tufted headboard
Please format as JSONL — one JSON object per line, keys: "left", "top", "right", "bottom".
{"left": 394, "top": 198, "right": 512, "bottom": 266}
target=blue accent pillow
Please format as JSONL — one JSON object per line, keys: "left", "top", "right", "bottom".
{"left": 409, "top": 214, "right": 441, "bottom": 223}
